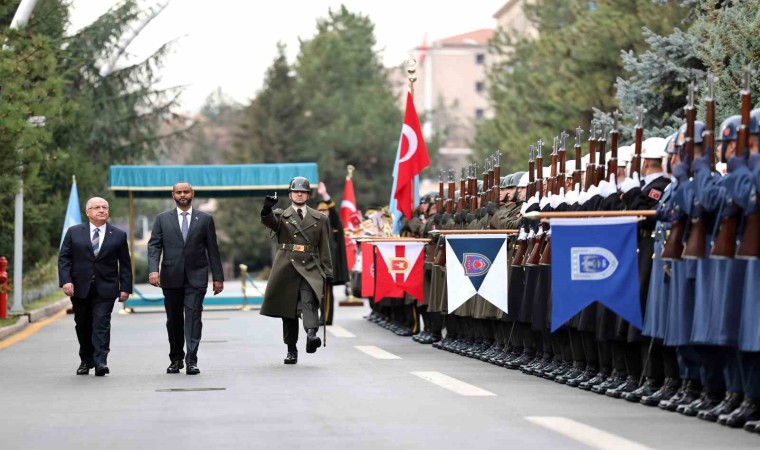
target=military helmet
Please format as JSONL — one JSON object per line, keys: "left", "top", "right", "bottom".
{"left": 676, "top": 120, "right": 705, "bottom": 146}
{"left": 510, "top": 171, "right": 525, "bottom": 187}
{"left": 500, "top": 175, "right": 510, "bottom": 189}
{"left": 717, "top": 115, "right": 741, "bottom": 142}
{"left": 289, "top": 176, "right": 311, "bottom": 192}
{"left": 750, "top": 108, "right": 759, "bottom": 134}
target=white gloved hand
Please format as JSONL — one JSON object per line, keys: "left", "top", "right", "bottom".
{"left": 565, "top": 188, "right": 578, "bottom": 205}
{"left": 578, "top": 189, "right": 590, "bottom": 205}
{"left": 551, "top": 188, "right": 565, "bottom": 208}
{"left": 587, "top": 184, "right": 600, "bottom": 197}
{"left": 517, "top": 229, "right": 528, "bottom": 241}
{"left": 620, "top": 172, "right": 640, "bottom": 194}
{"left": 520, "top": 201, "right": 528, "bottom": 216}
{"left": 539, "top": 193, "right": 551, "bottom": 210}
{"left": 598, "top": 179, "right": 617, "bottom": 198}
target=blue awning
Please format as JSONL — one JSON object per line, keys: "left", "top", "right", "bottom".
{"left": 109, "top": 163, "right": 319, "bottom": 198}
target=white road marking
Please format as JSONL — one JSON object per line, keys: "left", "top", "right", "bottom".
{"left": 326, "top": 325, "right": 356, "bottom": 338}
{"left": 354, "top": 345, "right": 401, "bottom": 359}
{"left": 525, "top": 416, "right": 656, "bottom": 450}
{"left": 411, "top": 371, "right": 496, "bottom": 397}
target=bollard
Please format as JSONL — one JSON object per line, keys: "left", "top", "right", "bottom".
{"left": 239, "top": 264, "right": 250, "bottom": 311}
{"left": 0, "top": 256, "right": 8, "bottom": 319}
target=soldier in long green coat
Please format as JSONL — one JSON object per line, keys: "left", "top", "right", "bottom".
{"left": 260, "top": 177, "right": 333, "bottom": 365}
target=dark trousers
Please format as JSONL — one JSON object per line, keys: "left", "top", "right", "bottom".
{"left": 282, "top": 278, "right": 320, "bottom": 346}
{"left": 72, "top": 289, "right": 115, "bottom": 366}
{"left": 163, "top": 284, "right": 205, "bottom": 364}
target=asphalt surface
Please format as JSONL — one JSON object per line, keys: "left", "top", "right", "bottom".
{"left": 1, "top": 287, "right": 758, "bottom": 450}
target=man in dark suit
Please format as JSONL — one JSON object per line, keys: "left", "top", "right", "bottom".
{"left": 59, "top": 197, "right": 132, "bottom": 376}
{"left": 148, "top": 181, "right": 224, "bottom": 375}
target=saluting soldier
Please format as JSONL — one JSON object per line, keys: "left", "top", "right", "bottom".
{"left": 260, "top": 177, "right": 333, "bottom": 365}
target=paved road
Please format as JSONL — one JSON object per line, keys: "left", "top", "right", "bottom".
{"left": 1, "top": 289, "right": 757, "bottom": 450}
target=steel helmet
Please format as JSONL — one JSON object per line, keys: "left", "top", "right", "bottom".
{"left": 289, "top": 177, "right": 311, "bottom": 192}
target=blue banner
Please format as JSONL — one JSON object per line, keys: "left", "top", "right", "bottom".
{"left": 60, "top": 179, "right": 81, "bottom": 248}
{"left": 551, "top": 217, "right": 641, "bottom": 332}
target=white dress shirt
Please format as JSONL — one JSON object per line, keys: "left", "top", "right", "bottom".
{"left": 89, "top": 222, "right": 106, "bottom": 249}
{"left": 177, "top": 207, "right": 193, "bottom": 229}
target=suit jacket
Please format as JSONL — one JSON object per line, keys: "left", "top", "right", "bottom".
{"left": 58, "top": 222, "right": 133, "bottom": 300}
{"left": 147, "top": 209, "right": 224, "bottom": 289}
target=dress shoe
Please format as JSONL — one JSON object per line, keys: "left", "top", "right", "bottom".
{"left": 186, "top": 363, "right": 200, "bottom": 375}
{"left": 743, "top": 419, "right": 760, "bottom": 433}
{"left": 641, "top": 378, "right": 680, "bottom": 406}
{"left": 284, "top": 351, "right": 298, "bottom": 365}
{"left": 166, "top": 360, "right": 184, "bottom": 374}
{"left": 306, "top": 329, "right": 322, "bottom": 353}
{"left": 76, "top": 362, "right": 94, "bottom": 375}
{"left": 623, "top": 378, "right": 661, "bottom": 403}
{"left": 94, "top": 365, "right": 110, "bottom": 377}
{"left": 722, "top": 398, "right": 760, "bottom": 428}
{"left": 698, "top": 392, "right": 744, "bottom": 422}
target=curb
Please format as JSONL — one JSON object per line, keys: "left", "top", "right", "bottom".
{"left": 0, "top": 297, "right": 70, "bottom": 343}
{"left": 0, "top": 315, "right": 30, "bottom": 341}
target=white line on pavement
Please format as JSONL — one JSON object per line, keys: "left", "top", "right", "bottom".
{"left": 354, "top": 345, "right": 401, "bottom": 359}
{"left": 525, "top": 416, "right": 656, "bottom": 450}
{"left": 411, "top": 371, "right": 496, "bottom": 397}
{"left": 326, "top": 325, "right": 356, "bottom": 338}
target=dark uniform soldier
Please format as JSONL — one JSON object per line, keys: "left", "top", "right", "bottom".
{"left": 260, "top": 177, "right": 333, "bottom": 365}
{"left": 315, "top": 182, "right": 349, "bottom": 326}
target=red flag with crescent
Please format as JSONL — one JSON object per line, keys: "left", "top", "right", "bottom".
{"left": 360, "top": 242, "right": 375, "bottom": 298}
{"left": 341, "top": 177, "right": 361, "bottom": 231}
{"left": 373, "top": 242, "right": 425, "bottom": 303}
{"left": 393, "top": 92, "right": 430, "bottom": 220}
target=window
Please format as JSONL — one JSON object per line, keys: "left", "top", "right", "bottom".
{"left": 475, "top": 81, "right": 485, "bottom": 93}
{"left": 475, "top": 109, "right": 485, "bottom": 120}
{"left": 475, "top": 53, "right": 485, "bottom": 65}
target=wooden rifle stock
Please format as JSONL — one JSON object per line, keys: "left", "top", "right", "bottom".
{"left": 608, "top": 112, "right": 620, "bottom": 183}
{"left": 573, "top": 127, "right": 583, "bottom": 189}
{"left": 596, "top": 123, "right": 607, "bottom": 183}
{"left": 585, "top": 122, "right": 598, "bottom": 188}
{"left": 630, "top": 109, "right": 644, "bottom": 178}
{"left": 712, "top": 67, "right": 751, "bottom": 259}
{"left": 684, "top": 75, "right": 715, "bottom": 259}
{"left": 511, "top": 234, "right": 528, "bottom": 267}
{"left": 737, "top": 202, "right": 760, "bottom": 259}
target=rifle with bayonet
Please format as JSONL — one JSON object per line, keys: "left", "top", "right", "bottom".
{"left": 608, "top": 111, "right": 620, "bottom": 183}
{"left": 559, "top": 130, "right": 568, "bottom": 193}
{"left": 713, "top": 65, "right": 752, "bottom": 258}
{"left": 630, "top": 106, "right": 644, "bottom": 178}
{"left": 597, "top": 121, "right": 608, "bottom": 183}
{"left": 737, "top": 67, "right": 759, "bottom": 258}
{"left": 584, "top": 120, "right": 598, "bottom": 189}
{"left": 662, "top": 82, "right": 696, "bottom": 260}
{"left": 459, "top": 167, "right": 467, "bottom": 211}
{"left": 683, "top": 73, "right": 716, "bottom": 259}
{"left": 493, "top": 151, "right": 502, "bottom": 202}
{"left": 573, "top": 127, "right": 584, "bottom": 189}
{"left": 526, "top": 140, "right": 546, "bottom": 266}
{"left": 511, "top": 146, "right": 535, "bottom": 267}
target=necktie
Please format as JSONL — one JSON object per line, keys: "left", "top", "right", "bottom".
{"left": 92, "top": 228, "right": 100, "bottom": 255}
{"left": 181, "top": 212, "right": 189, "bottom": 242}
{"left": 297, "top": 209, "right": 304, "bottom": 221}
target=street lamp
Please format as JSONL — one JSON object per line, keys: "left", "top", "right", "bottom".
{"left": 10, "top": 115, "right": 46, "bottom": 314}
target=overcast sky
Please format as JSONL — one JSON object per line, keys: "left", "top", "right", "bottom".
{"left": 68, "top": 0, "right": 504, "bottom": 111}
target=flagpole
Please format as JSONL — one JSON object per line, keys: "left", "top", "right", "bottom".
{"left": 356, "top": 238, "right": 430, "bottom": 243}
{"left": 433, "top": 230, "right": 519, "bottom": 235}
{"left": 523, "top": 210, "right": 656, "bottom": 220}
{"left": 119, "top": 191, "right": 135, "bottom": 315}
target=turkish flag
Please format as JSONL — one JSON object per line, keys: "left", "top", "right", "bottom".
{"left": 374, "top": 242, "right": 425, "bottom": 303}
{"left": 393, "top": 92, "right": 430, "bottom": 220}
{"left": 360, "top": 242, "right": 375, "bottom": 298}
{"left": 345, "top": 236, "right": 357, "bottom": 274}
{"left": 341, "top": 177, "right": 361, "bottom": 230}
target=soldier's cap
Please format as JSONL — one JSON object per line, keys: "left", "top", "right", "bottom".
{"left": 717, "top": 115, "right": 741, "bottom": 142}
{"left": 316, "top": 201, "right": 329, "bottom": 211}
{"left": 751, "top": 108, "right": 760, "bottom": 135}
{"left": 516, "top": 172, "right": 529, "bottom": 187}
{"left": 665, "top": 131, "right": 679, "bottom": 154}
{"left": 676, "top": 120, "right": 705, "bottom": 146}
{"left": 641, "top": 137, "right": 668, "bottom": 159}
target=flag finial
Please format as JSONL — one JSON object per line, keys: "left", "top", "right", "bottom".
{"left": 346, "top": 165, "right": 355, "bottom": 180}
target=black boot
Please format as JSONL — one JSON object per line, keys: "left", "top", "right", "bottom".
{"left": 659, "top": 379, "right": 701, "bottom": 412}
{"left": 678, "top": 389, "right": 725, "bottom": 417}
{"left": 579, "top": 369, "right": 610, "bottom": 391}
{"left": 306, "top": 329, "right": 321, "bottom": 354}
{"left": 567, "top": 367, "right": 598, "bottom": 388}
{"left": 622, "top": 378, "right": 661, "bottom": 403}
{"left": 606, "top": 376, "right": 639, "bottom": 399}
{"left": 641, "top": 378, "right": 680, "bottom": 407}
{"left": 698, "top": 392, "right": 744, "bottom": 422}
{"left": 742, "top": 419, "right": 760, "bottom": 433}
{"left": 721, "top": 398, "right": 760, "bottom": 428}
{"left": 284, "top": 351, "right": 298, "bottom": 364}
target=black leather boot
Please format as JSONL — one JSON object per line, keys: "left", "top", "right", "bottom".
{"left": 698, "top": 392, "right": 744, "bottom": 422}
{"left": 623, "top": 378, "right": 661, "bottom": 403}
{"left": 678, "top": 389, "right": 725, "bottom": 416}
{"left": 641, "top": 378, "right": 680, "bottom": 406}
{"left": 579, "top": 369, "right": 610, "bottom": 391}
{"left": 659, "top": 379, "right": 702, "bottom": 412}
{"left": 284, "top": 351, "right": 298, "bottom": 365}
{"left": 606, "top": 376, "right": 639, "bottom": 399}
{"left": 306, "top": 328, "right": 321, "bottom": 353}
{"left": 567, "top": 367, "right": 598, "bottom": 388}
{"left": 721, "top": 398, "right": 760, "bottom": 428}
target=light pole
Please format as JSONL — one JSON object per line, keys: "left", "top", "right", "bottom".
{"left": 10, "top": 115, "right": 46, "bottom": 314}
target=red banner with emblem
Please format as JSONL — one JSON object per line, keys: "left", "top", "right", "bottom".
{"left": 373, "top": 242, "right": 425, "bottom": 303}
{"left": 360, "top": 242, "right": 375, "bottom": 298}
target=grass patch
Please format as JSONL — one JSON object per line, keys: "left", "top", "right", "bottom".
{"left": 0, "top": 317, "right": 19, "bottom": 327}
{"left": 24, "top": 291, "right": 69, "bottom": 312}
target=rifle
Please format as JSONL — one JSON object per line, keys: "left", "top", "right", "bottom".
{"left": 546, "top": 137, "right": 558, "bottom": 196}
{"left": 527, "top": 145, "right": 536, "bottom": 199}
{"left": 573, "top": 127, "right": 584, "bottom": 189}
{"left": 629, "top": 106, "right": 645, "bottom": 178}
{"left": 459, "top": 167, "right": 467, "bottom": 211}
{"left": 512, "top": 146, "right": 535, "bottom": 267}
{"left": 558, "top": 130, "right": 568, "bottom": 194}
{"left": 437, "top": 170, "right": 444, "bottom": 214}
{"left": 684, "top": 73, "right": 716, "bottom": 259}
{"left": 584, "top": 120, "right": 598, "bottom": 189}
{"left": 596, "top": 120, "right": 608, "bottom": 183}
{"left": 446, "top": 169, "right": 456, "bottom": 214}
{"left": 662, "top": 82, "right": 696, "bottom": 260}
{"left": 481, "top": 158, "right": 489, "bottom": 206}
{"left": 608, "top": 111, "right": 621, "bottom": 183}
{"left": 715, "top": 65, "right": 753, "bottom": 258}
{"left": 540, "top": 132, "right": 569, "bottom": 266}
{"left": 526, "top": 140, "right": 546, "bottom": 266}
{"left": 493, "top": 151, "right": 502, "bottom": 202}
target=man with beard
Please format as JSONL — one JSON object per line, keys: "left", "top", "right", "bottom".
{"left": 148, "top": 181, "right": 224, "bottom": 375}
{"left": 260, "top": 177, "right": 333, "bottom": 365}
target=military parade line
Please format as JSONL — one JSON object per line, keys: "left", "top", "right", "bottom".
{"left": 357, "top": 66, "right": 760, "bottom": 436}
